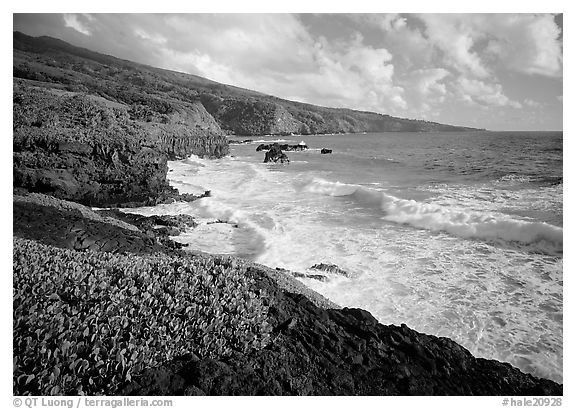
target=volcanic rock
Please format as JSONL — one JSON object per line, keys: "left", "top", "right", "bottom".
{"left": 257, "top": 143, "right": 308, "bottom": 152}
{"left": 310, "top": 263, "right": 349, "bottom": 277}
{"left": 264, "top": 143, "right": 290, "bottom": 163}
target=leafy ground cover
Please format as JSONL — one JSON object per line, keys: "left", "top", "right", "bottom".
{"left": 13, "top": 237, "right": 272, "bottom": 395}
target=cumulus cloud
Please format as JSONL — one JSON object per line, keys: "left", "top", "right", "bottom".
{"left": 294, "top": 34, "right": 406, "bottom": 111}
{"left": 63, "top": 14, "right": 92, "bottom": 36}
{"left": 278, "top": 40, "right": 406, "bottom": 112}
{"left": 354, "top": 13, "right": 561, "bottom": 120}
{"left": 399, "top": 68, "right": 450, "bottom": 116}
{"left": 416, "top": 14, "right": 562, "bottom": 78}
{"left": 409, "top": 68, "right": 450, "bottom": 96}
{"left": 481, "top": 14, "right": 562, "bottom": 77}
{"left": 417, "top": 14, "right": 490, "bottom": 78}
{"left": 351, "top": 14, "right": 434, "bottom": 70}
{"left": 456, "top": 77, "right": 521, "bottom": 108}
{"left": 56, "top": 13, "right": 406, "bottom": 114}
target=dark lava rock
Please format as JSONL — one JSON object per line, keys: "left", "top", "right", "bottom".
{"left": 121, "top": 278, "right": 562, "bottom": 396}
{"left": 310, "top": 263, "right": 349, "bottom": 277}
{"left": 264, "top": 144, "right": 290, "bottom": 164}
{"left": 154, "top": 190, "right": 211, "bottom": 206}
{"left": 159, "top": 132, "right": 229, "bottom": 161}
{"left": 290, "top": 271, "right": 328, "bottom": 282}
{"left": 98, "top": 210, "right": 198, "bottom": 239}
{"left": 321, "top": 148, "right": 332, "bottom": 154}
{"left": 14, "top": 138, "right": 171, "bottom": 208}
{"left": 13, "top": 200, "right": 187, "bottom": 255}
{"left": 257, "top": 143, "right": 307, "bottom": 152}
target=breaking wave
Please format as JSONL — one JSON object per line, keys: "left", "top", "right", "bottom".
{"left": 301, "top": 177, "right": 563, "bottom": 253}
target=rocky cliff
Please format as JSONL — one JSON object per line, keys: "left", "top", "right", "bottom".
{"left": 13, "top": 80, "right": 228, "bottom": 207}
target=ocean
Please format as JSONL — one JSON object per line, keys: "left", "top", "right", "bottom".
{"left": 126, "top": 131, "right": 563, "bottom": 383}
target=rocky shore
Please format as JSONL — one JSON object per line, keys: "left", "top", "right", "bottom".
{"left": 12, "top": 32, "right": 561, "bottom": 396}
{"left": 13, "top": 193, "right": 562, "bottom": 395}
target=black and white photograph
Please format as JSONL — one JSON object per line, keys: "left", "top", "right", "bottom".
{"left": 9, "top": 4, "right": 565, "bottom": 404}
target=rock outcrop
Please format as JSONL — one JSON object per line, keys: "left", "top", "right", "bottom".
{"left": 13, "top": 82, "right": 227, "bottom": 207}
{"left": 144, "top": 105, "right": 229, "bottom": 160}
{"left": 97, "top": 210, "right": 198, "bottom": 238}
{"left": 310, "top": 263, "right": 349, "bottom": 277}
{"left": 321, "top": 148, "right": 332, "bottom": 154}
{"left": 13, "top": 196, "right": 186, "bottom": 255}
{"left": 263, "top": 144, "right": 290, "bottom": 164}
{"left": 257, "top": 143, "right": 307, "bottom": 152}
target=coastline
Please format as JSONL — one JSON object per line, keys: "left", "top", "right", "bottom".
{"left": 11, "top": 32, "right": 562, "bottom": 395}
{"left": 13, "top": 189, "right": 562, "bottom": 395}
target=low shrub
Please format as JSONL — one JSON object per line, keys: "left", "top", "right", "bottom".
{"left": 13, "top": 85, "right": 148, "bottom": 153}
{"left": 13, "top": 238, "right": 272, "bottom": 395}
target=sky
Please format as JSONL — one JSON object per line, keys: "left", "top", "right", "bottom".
{"left": 13, "top": 13, "right": 563, "bottom": 131}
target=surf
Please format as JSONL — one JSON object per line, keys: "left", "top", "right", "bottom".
{"left": 301, "top": 177, "right": 563, "bottom": 253}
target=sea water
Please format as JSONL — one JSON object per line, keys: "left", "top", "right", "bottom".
{"left": 127, "top": 131, "right": 563, "bottom": 383}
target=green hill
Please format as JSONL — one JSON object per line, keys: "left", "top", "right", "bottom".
{"left": 13, "top": 31, "right": 480, "bottom": 137}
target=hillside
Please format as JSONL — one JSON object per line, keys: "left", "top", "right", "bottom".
{"left": 13, "top": 31, "right": 480, "bottom": 136}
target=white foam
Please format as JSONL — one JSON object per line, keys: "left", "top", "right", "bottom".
{"left": 301, "top": 177, "right": 563, "bottom": 252}
{"left": 250, "top": 139, "right": 295, "bottom": 144}
{"left": 497, "top": 174, "right": 533, "bottom": 184}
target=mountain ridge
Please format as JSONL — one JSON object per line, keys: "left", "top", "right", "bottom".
{"left": 13, "top": 31, "right": 482, "bottom": 136}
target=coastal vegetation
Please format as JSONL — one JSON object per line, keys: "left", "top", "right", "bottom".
{"left": 13, "top": 237, "right": 272, "bottom": 395}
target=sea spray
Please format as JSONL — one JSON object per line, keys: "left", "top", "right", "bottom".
{"left": 300, "top": 177, "right": 563, "bottom": 253}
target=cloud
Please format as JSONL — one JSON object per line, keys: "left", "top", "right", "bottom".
{"left": 351, "top": 14, "right": 434, "bottom": 70}
{"left": 133, "top": 28, "right": 167, "bottom": 45}
{"left": 456, "top": 77, "right": 521, "bottom": 108}
{"left": 355, "top": 14, "right": 561, "bottom": 118}
{"left": 251, "top": 33, "right": 406, "bottom": 113}
{"left": 63, "top": 14, "right": 92, "bottom": 36}
{"left": 399, "top": 68, "right": 450, "bottom": 116}
{"left": 417, "top": 14, "right": 562, "bottom": 78}
{"left": 409, "top": 68, "right": 450, "bottom": 96}
{"left": 64, "top": 14, "right": 407, "bottom": 114}
{"left": 358, "top": 13, "right": 562, "bottom": 79}
{"left": 523, "top": 98, "right": 543, "bottom": 108}
{"left": 481, "top": 14, "right": 562, "bottom": 77}
{"left": 417, "top": 14, "right": 491, "bottom": 78}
